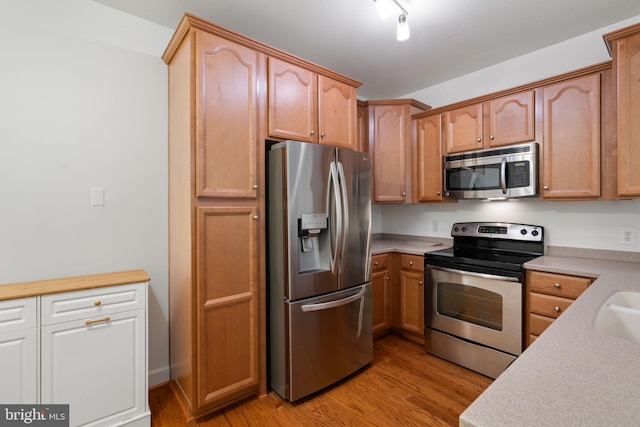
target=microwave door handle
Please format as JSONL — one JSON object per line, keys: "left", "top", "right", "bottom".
{"left": 500, "top": 157, "right": 507, "bottom": 194}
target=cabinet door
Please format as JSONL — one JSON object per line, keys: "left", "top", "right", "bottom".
{"left": 443, "top": 104, "right": 483, "bottom": 154}
{"left": 357, "top": 101, "right": 368, "bottom": 153}
{"left": 196, "top": 205, "right": 259, "bottom": 408}
{"left": 318, "top": 75, "right": 357, "bottom": 149}
{"left": 614, "top": 31, "right": 640, "bottom": 196}
{"left": 400, "top": 270, "right": 424, "bottom": 335}
{"left": 416, "top": 114, "right": 444, "bottom": 201}
{"left": 0, "top": 297, "right": 37, "bottom": 404}
{"left": 0, "top": 329, "right": 37, "bottom": 404}
{"left": 195, "top": 31, "right": 262, "bottom": 199}
{"left": 41, "top": 309, "right": 147, "bottom": 427}
{"left": 372, "top": 269, "right": 391, "bottom": 337}
{"left": 371, "top": 104, "right": 408, "bottom": 202}
{"left": 541, "top": 74, "right": 601, "bottom": 199}
{"left": 268, "top": 57, "right": 317, "bottom": 143}
{"left": 485, "top": 90, "right": 535, "bottom": 147}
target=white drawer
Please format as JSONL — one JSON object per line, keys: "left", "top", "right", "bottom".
{"left": 41, "top": 282, "right": 146, "bottom": 326}
{"left": 0, "top": 297, "right": 37, "bottom": 333}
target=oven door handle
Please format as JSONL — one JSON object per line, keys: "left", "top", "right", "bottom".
{"left": 426, "top": 265, "right": 520, "bottom": 282}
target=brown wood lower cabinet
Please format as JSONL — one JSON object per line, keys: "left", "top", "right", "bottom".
{"left": 372, "top": 253, "right": 392, "bottom": 337}
{"left": 399, "top": 254, "right": 425, "bottom": 342}
{"left": 371, "top": 252, "right": 425, "bottom": 344}
{"left": 526, "top": 270, "right": 592, "bottom": 346}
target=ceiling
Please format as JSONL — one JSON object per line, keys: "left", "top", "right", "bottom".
{"left": 93, "top": 0, "right": 640, "bottom": 100}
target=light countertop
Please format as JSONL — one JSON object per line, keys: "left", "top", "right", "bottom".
{"left": 371, "top": 238, "right": 452, "bottom": 256}
{"left": 460, "top": 255, "right": 640, "bottom": 427}
{"left": 0, "top": 270, "right": 150, "bottom": 300}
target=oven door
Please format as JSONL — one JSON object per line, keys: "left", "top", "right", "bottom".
{"left": 425, "top": 265, "right": 523, "bottom": 356}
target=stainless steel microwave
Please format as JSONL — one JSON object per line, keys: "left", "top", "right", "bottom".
{"left": 443, "top": 142, "right": 538, "bottom": 200}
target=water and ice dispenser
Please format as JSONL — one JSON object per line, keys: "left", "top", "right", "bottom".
{"left": 298, "top": 213, "right": 329, "bottom": 273}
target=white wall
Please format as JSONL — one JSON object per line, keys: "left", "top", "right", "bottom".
{"left": 373, "top": 15, "right": 640, "bottom": 254}
{"left": 0, "top": 0, "right": 173, "bottom": 385}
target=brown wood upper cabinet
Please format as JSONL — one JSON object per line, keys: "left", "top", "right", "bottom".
{"left": 443, "top": 91, "right": 535, "bottom": 154}
{"left": 415, "top": 114, "right": 444, "bottom": 202}
{"left": 539, "top": 73, "right": 601, "bottom": 199}
{"left": 194, "top": 31, "right": 260, "bottom": 200}
{"left": 604, "top": 23, "right": 640, "bottom": 197}
{"left": 369, "top": 99, "right": 430, "bottom": 203}
{"left": 268, "top": 57, "right": 358, "bottom": 149}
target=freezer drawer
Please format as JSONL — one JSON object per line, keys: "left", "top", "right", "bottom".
{"left": 277, "top": 283, "right": 372, "bottom": 401}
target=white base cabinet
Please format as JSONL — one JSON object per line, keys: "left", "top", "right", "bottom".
{"left": 0, "top": 278, "right": 150, "bottom": 427}
{"left": 0, "top": 297, "right": 38, "bottom": 404}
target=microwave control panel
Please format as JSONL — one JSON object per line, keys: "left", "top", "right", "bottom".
{"left": 507, "top": 161, "right": 530, "bottom": 187}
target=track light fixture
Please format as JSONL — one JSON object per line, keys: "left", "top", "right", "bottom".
{"left": 374, "top": 0, "right": 410, "bottom": 42}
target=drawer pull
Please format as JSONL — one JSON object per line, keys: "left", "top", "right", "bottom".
{"left": 418, "top": 281, "right": 423, "bottom": 286}
{"left": 385, "top": 276, "right": 389, "bottom": 280}
{"left": 409, "top": 261, "right": 413, "bottom": 266}
{"left": 374, "top": 261, "right": 379, "bottom": 265}
{"left": 554, "top": 306, "right": 561, "bottom": 313}
{"left": 85, "top": 316, "right": 110, "bottom": 326}
{"left": 94, "top": 300, "right": 102, "bottom": 306}
{"left": 554, "top": 283, "right": 561, "bottom": 289}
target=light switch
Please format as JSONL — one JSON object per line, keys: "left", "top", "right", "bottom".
{"left": 91, "top": 187, "right": 105, "bottom": 207}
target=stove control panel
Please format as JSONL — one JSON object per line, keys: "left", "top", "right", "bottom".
{"left": 451, "top": 222, "right": 543, "bottom": 242}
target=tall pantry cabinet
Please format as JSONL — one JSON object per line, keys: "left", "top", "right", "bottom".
{"left": 162, "top": 14, "right": 263, "bottom": 417}
{"left": 162, "top": 13, "right": 361, "bottom": 419}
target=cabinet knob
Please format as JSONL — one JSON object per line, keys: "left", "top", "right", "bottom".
{"left": 253, "top": 215, "right": 259, "bottom": 220}
{"left": 310, "top": 130, "right": 315, "bottom": 136}
{"left": 409, "top": 261, "right": 413, "bottom": 265}
{"left": 554, "top": 306, "right": 561, "bottom": 313}
{"left": 554, "top": 283, "right": 561, "bottom": 289}
{"left": 94, "top": 300, "right": 102, "bottom": 306}
{"left": 490, "top": 135, "right": 495, "bottom": 140}
{"left": 476, "top": 138, "right": 482, "bottom": 142}
{"left": 253, "top": 184, "right": 258, "bottom": 189}
{"left": 436, "top": 191, "right": 441, "bottom": 195}
{"left": 402, "top": 192, "right": 406, "bottom": 197}
{"left": 321, "top": 132, "right": 325, "bottom": 138}
{"left": 543, "top": 185, "right": 549, "bottom": 190}
{"left": 418, "top": 281, "right": 423, "bottom": 286}
{"left": 374, "top": 261, "right": 379, "bottom": 265}
{"left": 385, "top": 276, "right": 389, "bottom": 280}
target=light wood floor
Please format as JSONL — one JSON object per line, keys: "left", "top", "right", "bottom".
{"left": 150, "top": 334, "right": 493, "bottom": 426}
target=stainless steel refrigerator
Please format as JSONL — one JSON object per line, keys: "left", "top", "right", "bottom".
{"left": 268, "top": 140, "right": 372, "bottom": 402}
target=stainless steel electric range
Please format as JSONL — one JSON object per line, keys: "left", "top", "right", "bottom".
{"left": 424, "top": 222, "right": 544, "bottom": 379}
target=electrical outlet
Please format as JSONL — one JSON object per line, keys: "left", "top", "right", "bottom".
{"left": 619, "top": 228, "right": 636, "bottom": 245}
{"left": 432, "top": 220, "right": 439, "bottom": 233}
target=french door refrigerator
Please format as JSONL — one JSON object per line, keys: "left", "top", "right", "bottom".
{"left": 268, "top": 140, "right": 372, "bottom": 402}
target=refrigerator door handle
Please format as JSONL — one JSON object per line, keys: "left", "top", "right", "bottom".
{"left": 328, "top": 161, "right": 343, "bottom": 275}
{"left": 300, "top": 285, "right": 367, "bottom": 339}
{"left": 300, "top": 285, "right": 366, "bottom": 313}
{"left": 336, "top": 161, "right": 349, "bottom": 270}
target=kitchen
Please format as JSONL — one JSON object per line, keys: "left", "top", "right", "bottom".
{"left": 2, "top": 0, "right": 640, "bottom": 425}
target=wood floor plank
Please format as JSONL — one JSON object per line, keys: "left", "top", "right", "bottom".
{"left": 150, "top": 334, "right": 493, "bottom": 426}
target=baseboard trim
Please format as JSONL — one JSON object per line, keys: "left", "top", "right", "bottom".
{"left": 148, "top": 365, "right": 170, "bottom": 388}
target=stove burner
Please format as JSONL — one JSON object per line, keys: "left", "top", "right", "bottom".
{"left": 425, "top": 222, "right": 544, "bottom": 278}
